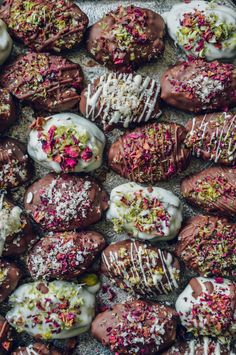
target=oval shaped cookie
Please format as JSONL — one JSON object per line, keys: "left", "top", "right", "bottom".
{"left": 108, "top": 122, "right": 190, "bottom": 183}
{"left": 0, "top": 195, "right": 36, "bottom": 257}
{"left": 185, "top": 112, "right": 236, "bottom": 165}
{"left": 161, "top": 59, "right": 236, "bottom": 113}
{"left": 12, "top": 343, "right": 62, "bottom": 355}
{"left": 0, "top": 0, "right": 88, "bottom": 53}
{"left": 181, "top": 166, "right": 236, "bottom": 217}
{"left": 86, "top": 5, "right": 165, "bottom": 71}
{"left": 0, "top": 315, "right": 14, "bottom": 354}
{"left": 0, "top": 19, "right": 12, "bottom": 65}
{"left": 107, "top": 183, "right": 182, "bottom": 242}
{"left": 162, "top": 337, "right": 233, "bottom": 355}
{"left": 0, "top": 52, "right": 84, "bottom": 112}
{"left": 80, "top": 73, "right": 161, "bottom": 131}
{"left": 164, "top": 1, "right": 236, "bottom": 61}
{"left": 28, "top": 113, "right": 105, "bottom": 173}
{"left": 0, "top": 88, "right": 16, "bottom": 132}
{"left": 0, "top": 137, "right": 33, "bottom": 190}
{"left": 24, "top": 173, "right": 109, "bottom": 232}
{"left": 175, "top": 215, "right": 236, "bottom": 277}
{"left": 6, "top": 280, "right": 99, "bottom": 339}
{"left": 28, "top": 231, "right": 106, "bottom": 280}
{"left": 92, "top": 300, "right": 178, "bottom": 354}
{"left": 175, "top": 277, "right": 236, "bottom": 340}
{"left": 0, "top": 260, "right": 21, "bottom": 303}
{"left": 101, "top": 240, "right": 180, "bottom": 296}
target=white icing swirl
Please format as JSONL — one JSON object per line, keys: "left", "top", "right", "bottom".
{"left": 0, "top": 19, "right": 12, "bottom": 65}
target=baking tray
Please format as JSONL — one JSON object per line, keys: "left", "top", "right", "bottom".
{"left": 1, "top": 0, "right": 236, "bottom": 354}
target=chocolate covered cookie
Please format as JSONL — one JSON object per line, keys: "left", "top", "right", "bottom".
{"left": 0, "top": 316, "right": 14, "bottom": 354}
{"left": 12, "top": 343, "right": 62, "bottom": 355}
{"left": 28, "top": 113, "right": 105, "bottom": 173}
{"left": 185, "top": 112, "right": 236, "bottom": 165}
{"left": 0, "top": 88, "right": 16, "bottom": 132}
{"left": 175, "top": 215, "right": 235, "bottom": 277}
{"left": 86, "top": 5, "right": 165, "bottom": 71}
{"left": 0, "top": 52, "right": 84, "bottom": 112}
{"left": 107, "top": 183, "right": 182, "bottom": 242}
{"left": 162, "top": 337, "right": 234, "bottom": 355}
{"left": 92, "top": 300, "right": 177, "bottom": 354}
{"left": 181, "top": 166, "right": 236, "bottom": 217}
{"left": 108, "top": 122, "right": 190, "bottom": 183}
{"left": 0, "top": 19, "right": 12, "bottom": 65}
{"left": 0, "top": 260, "right": 21, "bottom": 303}
{"left": 28, "top": 231, "right": 105, "bottom": 280}
{"left": 101, "top": 240, "right": 180, "bottom": 296}
{"left": 80, "top": 73, "right": 161, "bottom": 131}
{"left": 0, "top": 137, "right": 32, "bottom": 190}
{"left": 0, "top": 0, "right": 88, "bottom": 53}
{"left": 161, "top": 58, "right": 236, "bottom": 113}
{"left": 7, "top": 280, "right": 99, "bottom": 339}
{"left": 176, "top": 277, "right": 236, "bottom": 341}
{"left": 24, "top": 173, "right": 108, "bottom": 232}
{"left": 164, "top": 1, "right": 236, "bottom": 60}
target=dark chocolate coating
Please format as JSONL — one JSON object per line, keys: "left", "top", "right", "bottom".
{"left": 0, "top": 315, "right": 14, "bottom": 354}
{"left": 161, "top": 59, "right": 236, "bottom": 113}
{"left": 0, "top": 52, "right": 84, "bottom": 112}
{"left": 86, "top": 5, "right": 165, "bottom": 71}
{"left": 28, "top": 231, "right": 106, "bottom": 280}
{"left": 24, "top": 173, "right": 109, "bottom": 232}
{"left": 185, "top": 112, "right": 236, "bottom": 165}
{"left": 101, "top": 239, "right": 180, "bottom": 296}
{"left": 79, "top": 73, "right": 161, "bottom": 132}
{"left": 0, "top": 88, "right": 17, "bottom": 133}
{"left": 91, "top": 300, "right": 178, "bottom": 354}
{"left": 181, "top": 166, "right": 236, "bottom": 218}
{"left": 0, "top": 137, "right": 33, "bottom": 190}
{"left": 1, "top": 197, "right": 36, "bottom": 257}
{"left": 0, "top": 260, "right": 21, "bottom": 302}
{"left": 0, "top": 0, "right": 88, "bottom": 53}
{"left": 175, "top": 215, "right": 236, "bottom": 277}
{"left": 162, "top": 338, "right": 233, "bottom": 355}
{"left": 12, "top": 343, "right": 62, "bottom": 355}
{"left": 107, "top": 122, "right": 190, "bottom": 183}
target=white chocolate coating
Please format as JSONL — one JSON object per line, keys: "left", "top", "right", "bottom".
{"left": 6, "top": 280, "right": 98, "bottom": 339}
{"left": 0, "top": 20, "right": 12, "bottom": 65}
{"left": 164, "top": 1, "right": 236, "bottom": 60}
{"left": 28, "top": 113, "right": 105, "bottom": 173}
{"left": 107, "top": 182, "right": 182, "bottom": 242}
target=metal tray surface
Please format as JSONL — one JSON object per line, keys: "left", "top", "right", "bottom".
{"left": 0, "top": 0, "right": 235, "bottom": 354}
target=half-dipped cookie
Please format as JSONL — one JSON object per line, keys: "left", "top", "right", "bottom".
{"left": 0, "top": 0, "right": 88, "bottom": 53}
{"left": 185, "top": 112, "right": 236, "bottom": 165}
{"left": 0, "top": 52, "right": 84, "bottom": 112}
{"left": 28, "top": 113, "right": 105, "bottom": 173}
{"left": 7, "top": 280, "right": 99, "bottom": 339}
{"left": 0, "top": 260, "right": 21, "bottom": 303}
{"left": 86, "top": 5, "right": 165, "bottom": 71}
{"left": 0, "top": 19, "right": 12, "bottom": 65}
{"left": 175, "top": 215, "right": 235, "bottom": 277}
{"left": 162, "top": 337, "right": 234, "bottom": 355}
{"left": 101, "top": 240, "right": 180, "bottom": 296}
{"left": 107, "top": 183, "right": 182, "bottom": 242}
{"left": 79, "top": 73, "right": 161, "bottom": 131}
{"left": 12, "top": 343, "right": 62, "bottom": 355}
{"left": 28, "top": 231, "right": 106, "bottom": 280}
{"left": 92, "top": 300, "right": 178, "bottom": 354}
{"left": 0, "top": 137, "right": 32, "bottom": 190}
{"left": 164, "top": 1, "right": 236, "bottom": 60}
{"left": 0, "top": 195, "right": 35, "bottom": 257}
{"left": 161, "top": 59, "right": 236, "bottom": 113}
{"left": 24, "top": 173, "right": 108, "bottom": 232}
{"left": 0, "top": 315, "right": 14, "bottom": 354}
{"left": 176, "top": 277, "right": 236, "bottom": 341}
{"left": 108, "top": 122, "right": 190, "bottom": 183}
{"left": 0, "top": 88, "right": 16, "bottom": 132}
{"left": 181, "top": 166, "right": 236, "bottom": 217}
